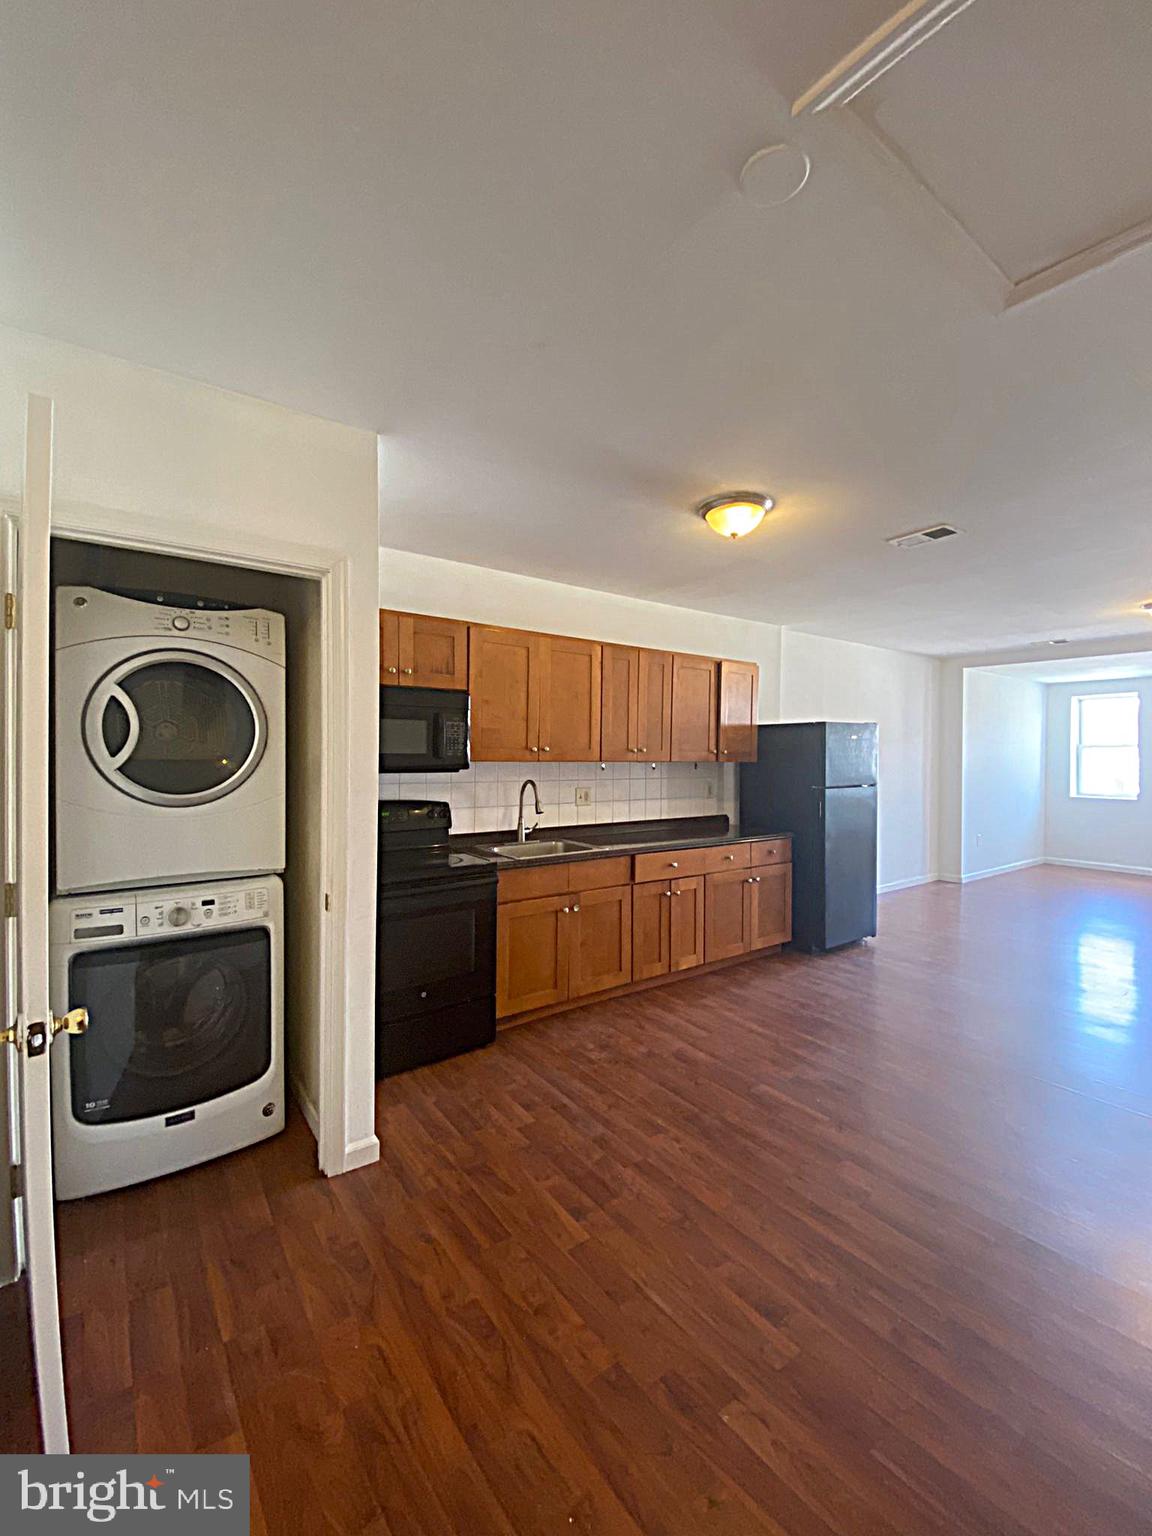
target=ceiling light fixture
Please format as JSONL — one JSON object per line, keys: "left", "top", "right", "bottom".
{"left": 1142, "top": 602, "right": 1152, "bottom": 614}
{"left": 698, "top": 492, "right": 774, "bottom": 541}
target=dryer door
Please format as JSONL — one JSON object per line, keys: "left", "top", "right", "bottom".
{"left": 83, "top": 649, "right": 268, "bottom": 806}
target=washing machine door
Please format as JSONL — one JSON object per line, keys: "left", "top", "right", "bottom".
{"left": 66, "top": 927, "right": 272, "bottom": 1123}
{"left": 83, "top": 649, "right": 268, "bottom": 806}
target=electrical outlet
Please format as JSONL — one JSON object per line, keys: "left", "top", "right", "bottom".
{"left": 574, "top": 786, "right": 592, "bottom": 807}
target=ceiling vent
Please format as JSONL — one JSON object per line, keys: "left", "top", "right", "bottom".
{"left": 886, "top": 524, "right": 961, "bottom": 549}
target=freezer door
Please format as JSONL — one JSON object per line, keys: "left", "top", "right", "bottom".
{"left": 822, "top": 785, "right": 878, "bottom": 948}
{"left": 824, "top": 723, "right": 877, "bottom": 788}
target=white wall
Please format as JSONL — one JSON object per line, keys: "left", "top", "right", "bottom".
{"left": 777, "top": 631, "right": 940, "bottom": 892}
{"left": 960, "top": 670, "right": 1046, "bottom": 879}
{"left": 0, "top": 323, "right": 380, "bottom": 1173}
{"left": 379, "top": 547, "right": 783, "bottom": 717}
{"left": 1045, "top": 676, "right": 1152, "bottom": 875}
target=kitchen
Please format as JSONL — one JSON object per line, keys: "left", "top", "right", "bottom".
{"left": 376, "top": 605, "right": 879, "bottom": 1076}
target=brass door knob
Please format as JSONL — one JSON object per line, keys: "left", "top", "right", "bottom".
{"left": 52, "top": 1007, "right": 89, "bottom": 1037}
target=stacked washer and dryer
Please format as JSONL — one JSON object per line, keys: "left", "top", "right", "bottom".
{"left": 51, "top": 586, "right": 287, "bottom": 1199}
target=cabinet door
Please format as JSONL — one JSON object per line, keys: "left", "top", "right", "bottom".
{"left": 539, "top": 635, "right": 602, "bottom": 762}
{"left": 704, "top": 868, "right": 750, "bottom": 963}
{"left": 718, "top": 660, "right": 758, "bottom": 762}
{"left": 748, "top": 864, "right": 793, "bottom": 951}
{"left": 632, "top": 879, "right": 671, "bottom": 981}
{"left": 399, "top": 613, "right": 469, "bottom": 689}
{"left": 379, "top": 609, "right": 401, "bottom": 683}
{"left": 601, "top": 644, "right": 639, "bottom": 761}
{"left": 637, "top": 649, "right": 673, "bottom": 761}
{"left": 569, "top": 884, "right": 632, "bottom": 998}
{"left": 497, "top": 894, "right": 569, "bottom": 1018}
{"left": 669, "top": 876, "right": 706, "bottom": 971}
{"left": 469, "top": 625, "right": 540, "bottom": 761}
{"left": 670, "top": 653, "right": 718, "bottom": 761}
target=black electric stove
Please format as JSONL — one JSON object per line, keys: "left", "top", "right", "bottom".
{"left": 375, "top": 801, "right": 497, "bottom": 1076}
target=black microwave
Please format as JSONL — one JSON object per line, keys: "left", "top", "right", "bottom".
{"left": 379, "top": 686, "right": 470, "bottom": 773}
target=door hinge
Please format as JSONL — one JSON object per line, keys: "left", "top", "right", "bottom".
{"left": 324, "top": 892, "right": 332, "bottom": 912}
{"left": 3, "top": 883, "right": 15, "bottom": 920}
{"left": 3, "top": 592, "right": 14, "bottom": 630}
{"left": 9, "top": 1161, "right": 24, "bottom": 1202}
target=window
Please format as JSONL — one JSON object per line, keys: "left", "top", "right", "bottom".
{"left": 1070, "top": 692, "right": 1140, "bottom": 800}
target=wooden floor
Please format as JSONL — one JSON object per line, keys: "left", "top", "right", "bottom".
{"left": 58, "top": 866, "right": 1152, "bottom": 1534}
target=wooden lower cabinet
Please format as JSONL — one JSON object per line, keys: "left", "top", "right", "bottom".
{"left": 748, "top": 863, "right": 792, "bottom": 951}
{"left": 705, "top": 862, "right": 793, "bottom": 962}
{"left": 497, "top": 884, "right": 632, "bottom": 1017}
{"left": 569, "top": 884, "right": 632, "bottom": 998}
{"left": 497, "top": 894, "right": 569, "bottom": 1017}
{"left": 704, "top": 867, "right": 752, "bottom": 962}
{"left": 634, "top": 877, "right": 706, "bottom": 981}
{"left": 670, "top": 876, "right": 707, "bottom": 970}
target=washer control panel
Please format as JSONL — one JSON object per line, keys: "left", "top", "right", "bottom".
{"left": 61, "top": 884, "right": 271, "bottom": 944}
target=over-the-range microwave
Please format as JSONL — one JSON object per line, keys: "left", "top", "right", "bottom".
{"left": 379, "top": 685, "right": 470, "bottom": 773}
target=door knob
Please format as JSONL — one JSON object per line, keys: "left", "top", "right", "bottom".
{"left": 52, "top": 1007, "right": 89, "bottom": 1037}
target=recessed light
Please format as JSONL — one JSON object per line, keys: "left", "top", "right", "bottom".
{"left": 738, "top": 144, "right": 812, "bottom": 207}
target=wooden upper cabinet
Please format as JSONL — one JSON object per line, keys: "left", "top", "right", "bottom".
{"left": 380, "top": 609, "right": 469, "bottom": 689}
{"left": 718, "top": 660, "right": 759, "bottom": 762}
{"left": 748, "top": 863, "right": 792, "bottom": 951}
{"left": 469, "top": 625, "right": 541, "bottom": 761}
{"left": 539, "top": 634, "right": 601, "bottom": 762}
{"left": 379, "top": 610, "right": 400, "bottom": 682}
{"left": 600, "top": 645, "right": 672, "bottom": 761}
{"left": 670, "top": 653, "right": 719, "bottom": 761}
{"left": 637, "top": 649, "right": 674, "bottom": 761}
{"left": 600, "top": 644, "right": 638, "bottom": 761}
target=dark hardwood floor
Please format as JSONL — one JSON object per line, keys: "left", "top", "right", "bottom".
{"left": 58, "top": 866, "right": 1152, "bottom": 1534}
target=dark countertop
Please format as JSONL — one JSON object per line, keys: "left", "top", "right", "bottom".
{"left": 451, "top": 815, "right": 791, "bottom": 869}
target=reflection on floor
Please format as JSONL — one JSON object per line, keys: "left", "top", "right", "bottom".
{"left": 58, "top": 866, "right": 1152, "bottom": 1535}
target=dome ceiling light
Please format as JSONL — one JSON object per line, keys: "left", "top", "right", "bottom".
{"left": 738, "top": 144, "right": 811, "bottom": 207}
{"left": 698, "top": 492, "right": 775, "bottom": 541}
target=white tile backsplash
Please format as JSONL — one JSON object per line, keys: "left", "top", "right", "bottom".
{"left": 379, "top": 761, "right": 736, "bottom": 833}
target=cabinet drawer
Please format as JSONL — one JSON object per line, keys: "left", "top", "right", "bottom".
{"left": 633, "top": 846, "right": 711, "bottom": 882}
{"left": 498, "top": 865, "right": 569, "bottom": 903}
{"left": 748, "top": 838, "right": 791, "bottom": 866}
{"left": 700, "top": 843, "right": 751, "bottom": 874}
{"left": 569, "top": 856, "right": 631, "bottom": 892}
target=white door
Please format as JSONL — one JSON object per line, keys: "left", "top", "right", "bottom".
{"left": 1, "top": 395, "right": 69, "bottom": 1452}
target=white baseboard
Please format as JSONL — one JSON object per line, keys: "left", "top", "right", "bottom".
{"left": 337, "top": 1135, "right": 381, "bottom": 1174}
{"left": 878, "top": 873, "right": 939, "bottom": 893}
{"left": 953, "top": 857, "right": 1045, "bottom": 884}
{"left": 1045, "top": 857, "right": 1152, "bottom": 878}
{"left": 289, "top": 1072, "right": 320, "bottom": 1143}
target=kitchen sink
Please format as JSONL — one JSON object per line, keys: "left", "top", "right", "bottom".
{"left": 483, "top": 839, "right": 597, "bottom": 860}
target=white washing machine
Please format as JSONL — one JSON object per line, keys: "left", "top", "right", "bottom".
{"left": 50, "top": 876, "right": 284, "bottom": 1200}
{"left": 54, "top": 586, "right": 286, "bottom": 894}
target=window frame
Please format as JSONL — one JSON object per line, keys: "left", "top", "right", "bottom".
{"left": 1069, "top": 691, "right": 1141, "bottom": 802}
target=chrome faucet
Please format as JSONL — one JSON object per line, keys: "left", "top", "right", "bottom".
{"left": 516, "top": 778, "right": 543, "bottom": 843}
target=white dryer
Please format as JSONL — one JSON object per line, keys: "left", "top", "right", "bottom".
{"left": 50, "top": 876, "right": 284, "bottom": 1200}
{"left": 54, "top": 586, "right": 286, "bottom": 893}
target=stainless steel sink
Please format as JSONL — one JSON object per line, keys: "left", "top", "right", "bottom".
{"left": 483, "top": 839, "right": 597, "bottom": 860}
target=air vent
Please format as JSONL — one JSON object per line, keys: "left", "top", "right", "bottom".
{"left": 886, "top": 524, "right": 961, "bottom": 549}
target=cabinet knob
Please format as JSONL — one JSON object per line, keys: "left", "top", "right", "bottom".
{"left": 669, "top": 861, "right": 679, "bottom": 869}
{"left": 670, "top": 889, "right": 681, "bottom": 898}
{"left": 662, "top": 889, "right": 673, "bottom": 898}
{"left": 402, "top": 667, "right": 414, "bottom": 675}
{"left": 724, "top": 853, "right": 734, "bottom": 861}
{"left": 561, "top": 906, "right": 570, "bottom": 914}
{"left": 386, "top": 666, "right": 397, "bottom": 674}
{"left": 541, "top": 745, "right": 551, "bottom": 752}
{"left": 529, "top": 746, "right": 539, "bottom": 753}
{"left": 572, "top": 905, "right": 581, "bottom": 913}
{"left": 638, "top": 745, "right": 646, "bottom": 752}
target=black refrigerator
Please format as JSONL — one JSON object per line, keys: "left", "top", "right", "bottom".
{"left": 739, "top": 722, "right": 878, "bottom": 952}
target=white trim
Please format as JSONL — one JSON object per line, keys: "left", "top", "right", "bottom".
{"left": 1045, "top": 858, "right": 1152, "bottom": 878}
{"left": 878, "top": 873, "right": 938, "bottom": 893}
{"left": 791, "top": 0, "right": 977, "bottom": 116}
{"left": 949, "top": 857, "right": 1045, "bottom": 883}
{"left": 48, "top": 499, "right": 379, "bottom": 1178}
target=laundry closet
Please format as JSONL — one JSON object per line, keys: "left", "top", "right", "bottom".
{"left": 48, "top": 537, "right": 327, "bottom": 1198}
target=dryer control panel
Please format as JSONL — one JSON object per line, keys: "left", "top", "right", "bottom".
{"left": 55, "top": 586, "right": 286, "bottom": 663}
{"left": 58, "top": 884, "right": 273, "bottom": 944}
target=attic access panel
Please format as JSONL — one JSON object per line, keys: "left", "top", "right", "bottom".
{"left": 853, "top": 0, "right": 1152, "bottom": 305}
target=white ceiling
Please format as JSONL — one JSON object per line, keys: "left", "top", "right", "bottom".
{"left": 984, "top": 649, "right": 1152, "bottom": 685}
{"left": 1, "top": 1, "right": 1151, "bottom": 656}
